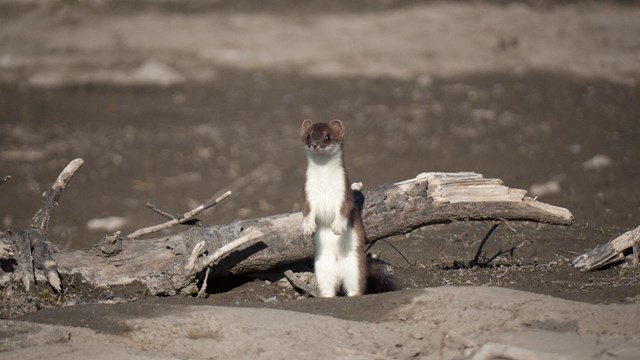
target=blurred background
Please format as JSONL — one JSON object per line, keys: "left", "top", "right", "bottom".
{"left": 1, "top": 0, "right": 638, "bottom": 249}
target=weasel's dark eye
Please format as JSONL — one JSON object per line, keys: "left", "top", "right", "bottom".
{"left": 324, "top": 134, "right": 331, "bottom": 141}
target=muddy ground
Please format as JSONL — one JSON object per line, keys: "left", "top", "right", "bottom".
{"left": 1, "top": 1, "right": 640, "bottom": 359}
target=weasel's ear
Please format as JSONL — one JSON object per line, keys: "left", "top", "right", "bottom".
{"left": 329, "top": 120, "right": 345, "bottom": 140}
{"left": 301, "top": 119, "right": 313, "bottom": 140}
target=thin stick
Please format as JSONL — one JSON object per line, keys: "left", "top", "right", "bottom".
{"left": 499, "top": 218, "right": 517, "bottom": 232}
{"left": 146, "top": 202, "right": 177, "bottom": 220}
{"left": 127, "top": 191, "right": 231, "bottom": 239}
{"left": 32, "top": 158, "right": 84, "bottom": 235}
{"left": 366, "top": 238, "right": 415, "bottom": 266}
{"left": 185, "top": 241, "right": 206, "bottom": 272}
{"left": 284, "top": 269, "right": 318, "bottom": 298}
{"left": 184, "top": 229, "right": 263, "bottom": 273}
{"left": 470, "top": 222, "right": 500, "bottom": 268}
{"left": 202, "top": 229, "right": 263, "bottom": 268}
{"left": 483, "top": 239, "right": 529, "bottom": 267}
{"left": 146, "top": 201, "right": 208, "bottom": 227}
{"left": 197, "top": 268, "right": 211, "bottom": 298}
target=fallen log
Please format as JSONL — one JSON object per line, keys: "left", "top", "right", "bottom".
{"left": 572, "top": 225, "right": 640, "bottom": 271}
{"left": 51, "top": 171, "right": 572, "bottom": 295}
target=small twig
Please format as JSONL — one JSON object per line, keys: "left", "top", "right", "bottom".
{"left": 482, "top": 249, "right": 505, "bottom": 266}
{"left": 496, "top": 268, "right": 511, "bottom": 279}
{"left": 498, "top": 218, "right": 517, "bottom": 232}
{"left": 284, "top": 269, "right": 318, "bottom": 298}
{"left": 470, "top": 222, "right": 500, "bottom": 268}
{"left": 185, "top": 241, "right": 206, "bottom": 272}
{"left": 484, "top": 240, "right": 529, "bottom": 266}
{"left": 127, "top": 191, "right": 231, "bottom": 239}
{"left": 182, "top": 229, "right": 263, "bottom": 295}
{"left": 146, "top": 202, "right": 208, "bottom": 227}
{"left": 202, "top": 229, "right": 263, "bottom": 268}
{"left": 366, "top": 238, "right": 415, "bottom": 266}
{"left": 146, "top": 202, "right": 177, "bottom": 219}
{"left": 184, "top": 229, "right": 263, "bottom": 273}
{"left": 32, "top": 158, "right": 84, "bottom": 236}
{"left": 0, "top": 176, "right": 10, "bottom": 185}
{"left": 197, "top": 267, "right": 211, "bottom": 298}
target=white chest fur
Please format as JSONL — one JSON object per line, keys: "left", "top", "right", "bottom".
{"left": 304, "top": 152, "right": 346, "bottom": 226}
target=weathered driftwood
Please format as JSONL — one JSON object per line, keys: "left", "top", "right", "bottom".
{"left": 572, "top": 225, "right": 640, "bottom": 271}
{"left": 32, "top": 159, "right": 84, "bottom": 238}
{"left": 11, "top": 159, "right": 84, "bottom": 293}
{"left": 284, "top": 269, "right": 319, "bottom": 298}
{"left": 49, "top": 171, "right": 572, "bottom": 295}
{"left": 12, "top": 230, "right": 36, "bottom": 292}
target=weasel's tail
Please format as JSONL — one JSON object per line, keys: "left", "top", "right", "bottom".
{"left": 365, "top": 256, "right": 395, "bottom": 294}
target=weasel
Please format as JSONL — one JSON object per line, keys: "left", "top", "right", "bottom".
{"left": 300, "top": 119, "right": 366, "bottom": 297}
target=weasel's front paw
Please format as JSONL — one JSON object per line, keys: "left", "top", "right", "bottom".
{"left": 330, "top": 216, "right": 348, "bottom": 235}
{"left": 301, "top": 216, "right": 317, "bottom": 237}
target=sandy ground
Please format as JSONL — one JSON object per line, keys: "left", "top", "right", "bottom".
{"left": 4, "top": 287, "right": 640, "bottom": 359}
{"left": 2, "top": 1, "right": 640, "bottom": 84}
{"left": 1, "top": 1, "right": 640, "bottom": 359}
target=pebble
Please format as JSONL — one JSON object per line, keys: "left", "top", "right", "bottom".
{"left": 276, "top": 278, "right": 292, "bottom": 289}
{"left": 470, "top": 108, "right": 497, "bottom": 121}
{"left": 416, "top": 74, "right": 433, "bottom": 87}
{"left": 261, "top": 296, "right": 278, "bottom": 303}
{"left": 86, "top": 216, "right": 128, "bottom": 232}
{"left": 529, "top": 180, "right": 561, "bottom": 197}
{"left": 582, "top": 154, "right": 612, "bottom": 171}
{"left": 131, "top": 58, "right": 185, "bottom": 86}
{"left": 569, "top": 144, "right": 583, "bottom": 154}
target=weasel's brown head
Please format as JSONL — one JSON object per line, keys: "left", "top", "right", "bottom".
{"left": 301, "top": 119, "right": 345, "bottom": 155}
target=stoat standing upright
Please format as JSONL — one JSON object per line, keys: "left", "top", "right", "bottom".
{"left": 300, "top": 119, "right": 366, "bottom": 297}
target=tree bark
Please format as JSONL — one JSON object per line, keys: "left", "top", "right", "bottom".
{"left": 49, "top": 172, "right": 572, "bottom": 295}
